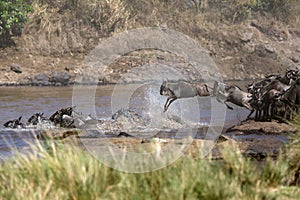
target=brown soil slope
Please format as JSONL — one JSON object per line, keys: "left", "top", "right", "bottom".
{"left": 0, "top": 1, "right": 300, "bottom": 85}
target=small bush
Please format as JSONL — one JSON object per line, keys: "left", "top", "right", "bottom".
{"left": 0, "top": 0, "right": 32, "bottom": 46}
{"left": 208, "top": 0, "right": 299, "bottom": 23}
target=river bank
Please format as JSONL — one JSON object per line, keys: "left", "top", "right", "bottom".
{"left": 1, "top": 1, "right": 300, "bottom": 86}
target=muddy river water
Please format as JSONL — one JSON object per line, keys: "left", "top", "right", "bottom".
{"left": 0, "top": 85, "right": 251, "bottom": 160}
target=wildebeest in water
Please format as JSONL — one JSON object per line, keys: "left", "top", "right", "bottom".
{"left": 160, "top": 80, "right": 211, "bottom": 112}
{"left": 3, "top": 116, "right": 24, "bottom": 129}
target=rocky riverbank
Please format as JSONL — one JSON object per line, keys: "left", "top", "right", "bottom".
{"left": 1, "top": 18, "right": 300, "bottom": 86}
{"left": 221, "top": 120, "right": 297, "bottom": 160}
{"left": 38, "top": 119, "right": 298, "bottom": 161}
{"left": 29, "top": 107, "right": 298, "bottom": 161}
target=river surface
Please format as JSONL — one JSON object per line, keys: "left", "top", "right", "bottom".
{"left": 0, "top": 85, "right": 250, "bottom": 160}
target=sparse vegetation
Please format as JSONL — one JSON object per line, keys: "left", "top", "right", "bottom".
{"left": 15, "top": 0, "right": 299, "bottom": 55}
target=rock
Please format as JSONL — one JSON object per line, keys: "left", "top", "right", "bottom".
{"left": 17, "top": 76, "right": 31, "bottom": 86}
{"left": 10, "top": 63, "right": 22, "bottom": 73}
{"left": 37, "top": 129, "right": 80, "bottom": 140}
{"left": 226, "top": 120, "right": 297, "bottom": 135}
{"left": 34, "top": 73, "right": 49, "bottom": 81}
{"left": 241, "top": 32, "right": 253, "bottom": 42}
{"left": 75, "top": 75, "right": 98, "bottom": 85}
{"left": 223, "top": 119, "right": 296, "bottom": 160}
{"left": 290, "top": 56, "right": 299, "bottom": 63}
{"left": 250, "top": 21, "right": 266, "bottom": 33}
{"left": 49, "top": 71, "right": 71, "bottom": 86}
{"left": 264, "top": 44, "right": 275, "bottom": 54}
{"left": 255, "top": 44, "right": 277, "bottom": 59}
{"left": 117, "top": 132, "right": 135, "bottom": 138}
{"left": 0, "top": 67, "right": 8, "bottom": 72}
{"left": 31, "top": 73, "right": 50, "bottom": 86}
{"left": 65, "top": 66, "right": 75, "bottom": 72}
{"left": 241, "top": 138, "right": 284, "bottom": 160}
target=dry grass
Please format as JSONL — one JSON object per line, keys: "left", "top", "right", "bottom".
{"left": 26, "top": 0, "right": 133, "bottom": 37}
{"left": 17, "top": 0, "right": 300, "bottom": 55}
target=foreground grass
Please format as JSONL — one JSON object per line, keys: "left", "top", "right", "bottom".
{"left": 0, "top": 139, "right": 299, "bottom": 200}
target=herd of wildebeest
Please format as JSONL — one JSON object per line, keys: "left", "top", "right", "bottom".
{"left": 160, "top": 68, "right": 300, "bottom": 121}
{"left": 3, "top": 107, "right": 77, "bottom": 129}
{"left": 3, "top": 68, "right": 300, "bottom": 129}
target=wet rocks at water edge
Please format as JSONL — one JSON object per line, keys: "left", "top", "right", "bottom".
{"left": 29, "top": 72, "right": 71, "bottom": 86}
{"left": 31, "top": 74, "right": 50, "bottom": 86}
{"left": 49, "top": 71, "right": 71, "bottom": 86}
{"left": 117, "top": 132, "right": 135, "bottom": 138}
{"left": 37, "top": 129, "right": 80, "bottom": 140}
{"left": 223, "top": 120, "right": 296, "bottom": 160}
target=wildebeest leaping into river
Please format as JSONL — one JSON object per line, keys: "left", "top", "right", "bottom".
{"left": 160, "top": 80, "right": 211, "bottom": 112}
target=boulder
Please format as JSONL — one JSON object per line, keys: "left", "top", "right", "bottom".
{"left": 224, "top": 119, "right": 297, "bottom": 160}
{"left": 37, "top": 129, "right": 80, "bottom": 140}
{"left": 10, "top": 63, "right": 22, "bottom": 73}
{"left": 31, "top": 73, "right": 50, "bottom": 86}
{"left": 226, "top": 120, "right": 297, "bottom": 135}
{"left": 255, "top": 44, "right": 277, "bottom": 59}
{"left": 240, "top": 32, "right": 253, "bottom": 42}
{"left": 49, "top": 71, "right": 71, "bottom": 86}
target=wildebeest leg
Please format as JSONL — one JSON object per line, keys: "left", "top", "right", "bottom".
{"left": 164, "top": 97, "right": 177, "bottom": 112}
{"left": 247, "top": 109, "right": 254, "bottom": 119}
{"left": 242, "top": 102, "right": 253, "bottom": 111}
{"left": 264, "top": 104, "right": 271, "bottom": 121}
{"left": 224, "top": 102, "right": 233, "bottom": 110}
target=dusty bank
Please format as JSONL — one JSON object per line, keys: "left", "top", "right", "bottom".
{"left": 0, "top": 0, "right": 300, "bottom": 85}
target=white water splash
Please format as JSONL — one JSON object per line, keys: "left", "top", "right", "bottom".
{"left": 36, "top": 118, "right": 56, "bottom": 129}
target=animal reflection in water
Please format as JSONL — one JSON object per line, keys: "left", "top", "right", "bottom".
{"left": 160, "top": 80, "right": 210, "bottom": 112}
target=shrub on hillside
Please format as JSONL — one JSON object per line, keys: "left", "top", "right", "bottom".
{"left": 0, "top": 0, "right": 32, "bottom": 47}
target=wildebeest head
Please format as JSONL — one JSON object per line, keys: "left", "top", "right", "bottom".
{"left": 285, "top": 69, "right": 298, "bottom": 82}
{"left": 28, "top": 112, "right": 44, "bottom": 125}
{"left": 265, "top": 73, "right": 281, "bottom": 81}
{"left": 160, "top": 81, "right": 174, "bottom": 96}
{"left": 250, "top": 88, "right": 264, "bottom": 109}
{"left": 50, "top": 107, "right": 74, "bottom": 122}
{"left": 212, "top": 81, "right": 222, "bottom": 96}
{"left": 49, "top": 107, "right": 75, "bottom": 127}
{"left": 60, "top": 107, "right": 74, "bottom": 116}
{"left": 3, "top": 116, "right": 23, "bottom": 128}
